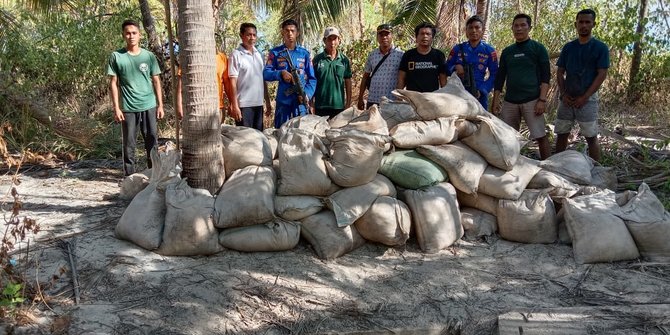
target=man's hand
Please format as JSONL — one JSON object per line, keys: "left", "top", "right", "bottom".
{"left": 114, "top": 108, "right": 125, "bottom": 122}
{"left": 156, "top": 106, "right": 165, "bottom": 119}
{"left": 281, "top": 70, "right": 293, "bottom": 83}
{"left": 562, "top": 95, "right": 575, "bottom": 107}
{"left": 534, "top": 100, "right": 546, "bottom": 116}
{"left": 230, "top": 105, "right": 242, "bottom": 122}
{"left": 357, "top": 98, "right": 365, "bottom": 110}
{"left": 454, "top": 64, "right": 465, "bottom": 78}
{"left": 573, "top": 95, "right": 588, "bottom": 109}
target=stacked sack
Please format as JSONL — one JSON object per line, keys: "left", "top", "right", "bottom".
{"left": 116, "top": 72, "right": 670, "bottom": 264}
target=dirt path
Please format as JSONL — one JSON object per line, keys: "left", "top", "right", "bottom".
{"left": 1, "top": 163, "right": 669, "bottom": 334}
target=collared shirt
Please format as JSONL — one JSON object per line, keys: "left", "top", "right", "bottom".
{"left": 446, "top": 40, "right": 498, "bottom": 108}
{"left": 229, "top": 44, "right": 265, "bottom": 108}
{"left": 263, "top": 44, "right": 316, "bottom": 106}
{"left": 313, "top": 51, "right": 352, "bottom": 109}
{"left": 364, "top": 46, "right": 404, "bottom": 104}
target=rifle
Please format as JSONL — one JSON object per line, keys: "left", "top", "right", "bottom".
{"left": 282, "top": 48, "right": 309, "bottom": 110}
{"left": 459, "top": 43, "right": 478, "bottom": 98}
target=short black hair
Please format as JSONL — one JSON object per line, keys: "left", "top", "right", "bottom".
{"left": 414, "top": 22, "right": 436, "bottom": 37}
{"left": 281, "top": 19, "right": 299, "bottom": 30}
{"left": 466, "top": 15, "right": 484, "bottom": 27}
{"left": 513, "top": 13, "right": 532, "bottom": 27}
{"left": 577, "top": 8, "right": 597, "bottom": 21}
{"left": 240, "top": 22, "right": 257, "bottom": 35}
{"left": 122, "top": 19, "right": 140, "bottom": 31}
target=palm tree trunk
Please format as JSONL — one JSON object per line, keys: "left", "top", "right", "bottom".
{"left": 627, "top": 0, "right": 648, "bottom": 102}
{"left": 476, "top": 0, "right": 488, "bottom": 28}
{"left": 533, "top": 0, "right": 540, "bottom": 27}
{"left": 139, "top": 0, "right": 164, "bottom": 69}
{"left": 178, "top": 0, "right": 225, "bottom": 194}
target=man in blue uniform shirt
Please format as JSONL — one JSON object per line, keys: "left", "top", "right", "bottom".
{"left": 445, "top": 15, "right": 498, "bottom": 110}
{"left": 263, "top": 19, "right": 317, "bottom": 128}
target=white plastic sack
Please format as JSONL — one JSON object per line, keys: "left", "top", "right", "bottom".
{"left": 460, "top": 207, "right": 497, "bottom": 239}
{"left": 619, "top": 183, "right": 670, "bottom": 261}
{"left": 214, "top": 166, "right": 275, "bottom": 228}
{"left": 221, "top": 125, "right": 273, "bottom": 177}
{"left": 300, "top": 210, "right": 366, "bottom": 260}
{"left": 390, "top": 116, "right": 459, "bottom": 148}
{"left": 478, "top": 156, "right": 541, "bottom": 200}
{"left": 461, "top": 115, "right": 521, "bottom": 171}
{"left": 119, "top": 169, "right": 151, "bottom": 200}
{"left": 341, "top": 105, "right": 390, "bottom": 136}
{"left": 324, "top": 129, "right": 391, "bottom": 187}
{"left": 540, "top": 150, "right": 594, "bottom": 185}
{"left": 527, "top": 169, "right": 581, "bottom": 200}
{"left": 263, "top": 128, "right": 279, "bottom": 160}
{"left": 274, "top": 195, "right": 324, "bottom": 221}
{"left": 392, "top": 89, "right": 481, "bottom": 121}
{"left": 325, "top": 174, "right": 396, "bottom": 227}
{"left": 328, "top": 107, "right": 363, "bottom": 128}
{"left": 456, "top": 190, "right": 499, "bottom": 216}
{"left": 401, "top": 183, "right": 463, "bottom": 253}
{"left": 497, "top": 190, "right": 557, "bottom": 244}
{"left": 156, "top": 179, "right": 222, "bottom": 256}
{"left": 436, "top": 72, "right": 488, "bottom": 115}
{"left": 219, "top": 219, "right": 300, "bottom": 252}
{"left": 277, "top": 129, "right": 336, "bottom": 196}
{"left": 354, "top": 196, "right": 411, "bottom": 246}
{"left": 378, "top": 97, "right": 421, "bottom": 130}
{"left": 416, "top": 142, "right": 487, "bottom": 194}
{"left": 278, "top": 114, "right": 330, "bottom": 139}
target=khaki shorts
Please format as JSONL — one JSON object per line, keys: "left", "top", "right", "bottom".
{"left": 500, "top": 99, "right": 547, "bottom": 140}
{"left": 554, "top": 98, "right": 599, "bottom": 138}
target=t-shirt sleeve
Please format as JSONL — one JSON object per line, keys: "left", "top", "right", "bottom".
{"left": 344, "top": 56, "right": 352, "bottom": 79}
{"left": 438, "top": 50, "right": 447, "bottom": 74}
{"left": 228, "top": 51, "right": 239, "bottom": 78}
{"left": 364, "top": 53, "right": 374, "bottom": 73}
{"left": 596, "top": 42, "right": 610, "bottom": 69}
{"left": 494, "top": 49, "right": 507, "bottom": 91}
{"left": 398, "top": 52, "right": 409, "bottom": 72}
{"left": 556, "top": 44, "right": 568, "bottom": 68}
{"left": 538, "top": 44, "right": 551, "bottom": 84}
{"left": 106, "top": 53, "right": 117, "bottom": 76}
{"left": 149, "top": 52, "right": 161, "bottom": 76}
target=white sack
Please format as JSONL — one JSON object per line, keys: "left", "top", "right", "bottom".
{"left": 219, "top": 219, "right": 300, "bottom": 252}
{"left": 354, "top": 196, "right": 411, "bottom": 246}
{"left": 156, "top": 179, "right": 222, "bottom": 256}
{"left": 277, "top": 128, "right": 336, "bottom": 196}
{"left": 619, "top": 183, "right": 670, "bottom": 261}
{"left": 478, "top": 156, "right": 541, "bottom": 200}
{"left": 263, "top": 128, "right": 279, "bottom": 160}
{"left": 274, "top": 195, "right": 324, "bottom": 221}
{"left": 416, "top": 142, "right": 487, "bottom": 194}
{"left": 401, "top": 183, "right": 463, "bottom": 253}
{"left": 300, "top": 210, "right": 366, "bottom": 260}
{"left": 456, "top": 190, "right": 499, "bottom": 216}
{"left": 324, "top": 129, "right": 391, "bottom": 187}
{"left": 392, "top": 89, "right": 482, "bottom": 121}
{"left": 278, "top": 114, "right": 330, "bottom": 139}
{"left": 214, "top": 166, "right": 275, "bottom": 228}
{"left": 460, "top": 207, "right": 497, "bottom": 239}
{"left": 378, "top": 97, "right": 421, "bottom": 130}
{"left": 461, "top": 115, "right": 521, "bottom": 171}
{"left": 325, "top": 174, "right": 396, "bottom": 227}
{"left": 540, "top": 150, "right": 594, "bottom": 185}
{"left": 390, "top": 116, "right": 459, "bottom": 148}
{"left": 119, "top": 169, "right": 151, "bottom": 200}
{"left": 497, "top": 190, "right": 557, "bottom": 244}
{"left": 221, "top": 125, "right": 273, "bottom": 177}
{"left": 527, "top": 169, "right": 581, "bottom": 200}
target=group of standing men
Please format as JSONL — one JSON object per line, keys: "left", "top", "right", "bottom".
{"left": 108, "top": 9, "right": 609, "bottom": 177}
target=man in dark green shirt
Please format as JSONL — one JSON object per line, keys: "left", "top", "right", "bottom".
{"left": 107, "top": 19, "right": 163, "bottom": 176}
{"left": 492, "top": 13, "right": 551, "bottom": 160}
{"left": 312, "top": 27, "right": 352, "bottom": 119}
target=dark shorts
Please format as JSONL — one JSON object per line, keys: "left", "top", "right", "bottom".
{"left": 315, "top": 108, "right": 344, "bottom": 119}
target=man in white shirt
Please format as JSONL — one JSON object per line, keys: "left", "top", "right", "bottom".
{"left": 229, "top": 22, "right": 272, "bottom": 130}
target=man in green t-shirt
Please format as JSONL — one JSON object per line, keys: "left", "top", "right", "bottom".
{"left": 311, "top": 27, "right": 352, "bottom": 119}
{"left": 492, "top": 14, "right": 551, "bottom": 160}
{"left": 107, "top": 19, "right": 164, "bottom": 176}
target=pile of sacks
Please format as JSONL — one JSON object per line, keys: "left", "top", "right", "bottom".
{"left": 117, "top": 73, "right": 670, "bottom": 263}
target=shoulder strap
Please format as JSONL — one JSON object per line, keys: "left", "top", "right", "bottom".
{"left": 369, "top": 51, "right": 392, "bottom": 80}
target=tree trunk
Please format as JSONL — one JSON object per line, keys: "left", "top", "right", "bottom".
{"left": 358, "top": 2, "right": 364, "bottom": 39}
{"left": 627, "top": 0, "right": 648, "bottom": 102}
{"left": 139, "top": 0, "right": 164, "bottom": 69}
{"left": 177, "top": 0, "right": 225, "bottom": 194}
{"left": 476, "top": 0, "right": 488, "bottom": 29}
{"left": 533, "top": 0, "right": 540, "bottom": 27}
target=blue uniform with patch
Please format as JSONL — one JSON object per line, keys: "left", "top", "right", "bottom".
{"left": 446, "top": 41, "right": 498, "bottom": 109}
{"left": 263, "top": 44, "right": 317, "bottom": 128}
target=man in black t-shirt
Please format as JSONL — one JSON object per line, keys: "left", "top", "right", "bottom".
{"left": 397, "top": 22, "right": 447, "bottom": 92}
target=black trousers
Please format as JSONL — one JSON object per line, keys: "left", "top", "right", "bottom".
{"left": 235, "top": 106, "right": 264, "bottom": 131}
{"left": 315, "top": 108, "right": 344, "bottom": 120}
{"left": 121, "top": 108, "right": 157, "bottom": 176}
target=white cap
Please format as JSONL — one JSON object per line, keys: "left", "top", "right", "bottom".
{"left": 323, "top": 27, "right": 340, "bottom": 39}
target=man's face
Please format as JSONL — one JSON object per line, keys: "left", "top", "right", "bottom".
{"left": 240, "top": 27, "right": 257, "bottom": 48}
{"left": 281, "top": 24, "right": 299, "bottom": 44}
{"left": 512, "top": 18, "right": 530, "bottom": 42}
{"left": 324, "top": 35, "right": 340, "bottom": 52}
{"left": 466, "top": 21, "right": 483, "bottom": 43}
{"left": 377, "top": 31, "right": 392, "bottom": 48}
{"left": 575, "top": 13, "right": 595, "bottom": 37}
{"left": 123, "top": 25, "right": 141, "bottom": 48}
{"left": 416, "top": 27, "right": 434, "bottom": 47}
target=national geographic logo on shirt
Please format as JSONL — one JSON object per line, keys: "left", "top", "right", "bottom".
{"left": 139, "top": 63, "right": 149, "bottom": 73}
{"left": 408, "top": 61, "right": 438, "bottom": 71}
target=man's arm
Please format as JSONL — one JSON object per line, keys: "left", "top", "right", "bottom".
{"left": 303, "top": 53, "right": 317, "bottom": 100}
{"left": 176, "top": 74, "right": 183, "bottom": 119}
{"left": 556, "top": 66, "right": 569, "bottom": 105}
{"left": 263, "top": 81, "right": 272, "bottom": 116}
{"left": 151, "top": 75, "right": 164, "bottom": 119}
{"left": 396, "top": 70, "right": 406, "bottom": 90}
{"left": 110, "top": 76, "right": 125, "bottom": 122}
{"left": 534, "top": 82, "right": 549, "bottom": 115}
{"left": 480, "top": 48, "right": 499, "bottom": 97}
{"left": 263, "top": 50, "right": 281, "bottom": 82}
{"left": 574, "top": 68, "right": 607, "bottom": 108}
{"left": 439, "top": 73, "right": 447, "bottom": 88}
{"left": 228, "top": 76, "right": 242, "bottom": 121}
{"left": 344, "top": 78, "right": 352, "bottom": 108}
{"left": 357, "top": 72, "right": 370, "bottom": 110}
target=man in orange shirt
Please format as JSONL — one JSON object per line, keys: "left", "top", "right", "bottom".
{"left": 177, "top": 50, "right": 233, "bottom": 123}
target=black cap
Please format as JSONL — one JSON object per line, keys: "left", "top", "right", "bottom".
{"left": 377, "top": 24, "right": 392, "bottom": 33}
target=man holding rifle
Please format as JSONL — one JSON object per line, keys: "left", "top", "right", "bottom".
{"left": 264, "top": 19, "right": 316, "bottom": 128}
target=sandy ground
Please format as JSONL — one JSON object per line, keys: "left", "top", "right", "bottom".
{"left": 1, "top": 162, "right": 669, "bottom": 334}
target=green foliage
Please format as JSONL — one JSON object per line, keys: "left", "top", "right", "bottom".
{"left": 0, "top": 282, "right": 25, "bottom": 309}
